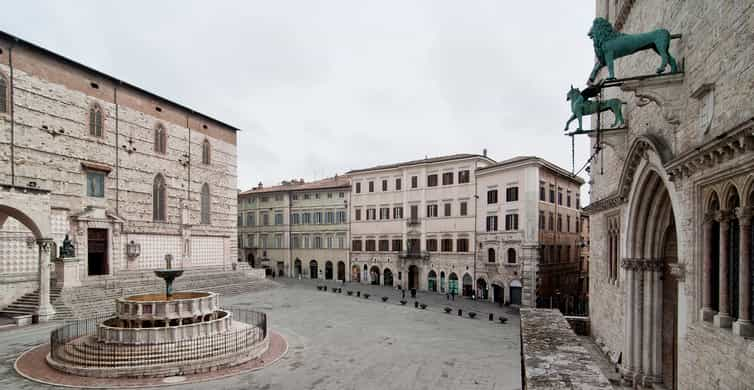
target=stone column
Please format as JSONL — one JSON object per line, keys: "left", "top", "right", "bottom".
{"left": 632, "top": 265, "right": 644, "bottom": 382}
{"left": 642, "top": 261, "right": 653, "bottom": 378}
{"left": 714, "top": 213, "right": 732, "bottom": 328}
{"left": 701, "top": 213, "right": 715, "bottom": 321}
{"left": 651, "top": 262, "right": 663, "bottom": 382}
{"left": 621, "top": 259, "right": 634, "bottom": 383}
{"left": 36, "top": 239, "right": 56, "bottom": 322}
{"left": 733, "top": 207, "right": 753, "bottom": 336}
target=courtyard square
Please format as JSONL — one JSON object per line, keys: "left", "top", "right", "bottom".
{"left": 1, "top": 279, "right": 521, "bottom": 390}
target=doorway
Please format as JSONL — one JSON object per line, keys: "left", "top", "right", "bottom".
{"left": 337, "top": 261, "right": 346, "bottom": 281}
{"left": 325, "top": 261, "right": 333, "bottom": 280}
{"left": 408, "top": 265, "right": 419, "bottom": 289}
{"left": 87, "top": 228, "right": 108, "bottom": 276}
{"left": 309, "top": 260, "right": 318, "bottom": 279}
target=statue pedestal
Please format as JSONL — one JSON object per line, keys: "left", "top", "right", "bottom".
{"left": 54, "top": 257, "right": 82, "bottom": 289}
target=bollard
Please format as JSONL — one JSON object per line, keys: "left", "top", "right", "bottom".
{"left": 458, "top": 309, "right": 463, "bottom": 316}
{"left": 357, "top": 291, "right": 360, "bottom": 297}
{"left": 489, "top": 313, "right": 494, "bottom": 321}
{"left": 414, "top": 301, "right": 419, "bottom": 308}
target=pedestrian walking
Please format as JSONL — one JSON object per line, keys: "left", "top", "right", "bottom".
{"left": 402, "top": 289, "right": 406, "bottom": 299}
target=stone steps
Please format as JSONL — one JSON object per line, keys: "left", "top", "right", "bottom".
{"left": 0, "top": 286, "right": 73, "bottom": 320}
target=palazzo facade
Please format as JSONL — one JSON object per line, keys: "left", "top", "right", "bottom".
{"left": 0, "top": 31, "right": 239, "bottom": 319}
{"left": 585, "top": 1, "right": 754, "bottom": 389}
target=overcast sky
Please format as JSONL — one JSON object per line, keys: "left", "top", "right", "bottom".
{"left": 6, "top": 1, "right": 595, "bottom": 195}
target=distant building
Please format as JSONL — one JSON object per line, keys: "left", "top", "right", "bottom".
{"left": 237, "top": 176, "right": 350, "bottom": 279}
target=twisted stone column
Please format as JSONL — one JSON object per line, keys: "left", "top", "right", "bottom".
{"left": 733, "top": 207, "right": 753, "bottom": 336}
{"left": 714, "top": 212, "right": 732, "bottom": 328}
{"left": 701, "top": 213, "right": 715, "bottom": 321}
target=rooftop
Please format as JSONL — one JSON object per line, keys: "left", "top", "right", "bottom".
{"left": 0, "top": 30, "right": 240, "bottom": 132}
{"left": 239, "top": 175, "right": 350, "bottom": 196}
{"left": 478, "top": 156, "right": 585, "bottom": 185}
{"left": 346, "top": 153, "right": 494, "bottom": 175}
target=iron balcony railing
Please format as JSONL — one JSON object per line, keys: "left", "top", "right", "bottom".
{"left": 399, "top": 250, "right": 430, "bottom": 260}
{"left": 406, "top": 218, "right": 421, "bottom": 226}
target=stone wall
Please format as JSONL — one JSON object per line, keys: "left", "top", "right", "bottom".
{"left": 520, "top": 308, "right": 610, "bottom": 389}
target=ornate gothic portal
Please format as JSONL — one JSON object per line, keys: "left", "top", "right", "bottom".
{"left": 621, "top": 168, "right": 679, "bottom": 389}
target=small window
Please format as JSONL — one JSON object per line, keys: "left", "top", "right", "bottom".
{"left": 352, "top": 240, "right": 363, "bottom": 251}
{"left": 487, "top": 189, "right": 498, "bottom": 204}
{"left": 378, "top": 239, "right": 389, "bottom": 251}
{"left": 427, "top": 174, "right": 438, "bottom": 187}
{"left": 154, "top": 124, "right": 167, "bottom": 154}
{"left": 426, "top": 239, "right": 438, "bottom": 252}
{"left": 86, "top": 171, "right": 105, "bottom": 197}
{"left": 202, "top": 139, "right": 211, "bottom": 165}
{"left": 411, "top": 176, "right": 418, "bottom": 188}
{"left": 0, "top": 74, "right": 8, "bottom": 113}
{"left": 395, "top": 178, "right": 402, "bottom": 190}
{"left": 460, "top": 201, "right": 468, "bottom": 216}
{"left": 369, "top": 181, "right": 374, "bottom": 192}
{"left": 558, "top": 187, "right": 563, "bottom": 205}
{"left": 549, "top": 185, "right": 555, "bottom": 203}
{"left": 506, "top": 187, "right": 519, "bottom": 202}
{"left": 153, "top": 174, "right": 167, "bottom": 221}
{"left": 382, "top": 179, "right": 388, "bottom": 191}
{"left": 488, "top": 248, "right": 496, "bottom": 263}
{"left": 89, "top": 105, "right": 103, "bottom": 137}
{"left": 365, "top": 239, "right": 376, "bottom": 251}
{"left": 444, "top": 203, "right": 451, "bottom": 217}
{"left": 355, "top": 183, "right": 361, "bottom": 193}
{"left": 456, "top": 238, "right": 468, "bottom": 252}
{"left": 507, "top": 248, "right": 516, "bottom": 264}
{"left": 392, "top": 239, "right": 403, "bottom": 252}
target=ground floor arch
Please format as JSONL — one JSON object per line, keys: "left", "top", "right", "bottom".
{"left": 477, "top": 278, "right": 488, "bottom": 300}
{"left": 294, "top": 258, "right": 302, "bottom": 277}
{"left": 325, "top": 261, "right": 334, "bottom": 280}
{"left": 383, "top": 268, "right": 393, "bottom": 286}
{"left": 309, "top": 260, "right": 318, "bottom": 279}
{"left": 492, "top": 283, "right": 505, "bottom": 304}
{"left": 428, "top": 270, "right": 437, "bottom": 292}
{"left": 337, "top": 261, "right": 346, "bottom": 281}
{"left": 448, "top": 273, "right": 458, "bottom": 295}
{"left": 369, "top": 266, "right": 380, "bottom": 285}
{"left": 440, "top": 271, "right": 446, "bottom": 293}
{"left": 462, "top": 273, "right": 473, "bottom": 297}
{"left": 509, "top": 279, "right": 522, "bottom": 305}
{"left": 408, "top": 265, "right": 419, "bottom": 290}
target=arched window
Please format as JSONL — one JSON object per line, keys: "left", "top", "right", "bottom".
{"left": 153, "top": 174, "right": 167, "bottom": 221}
{"left": 200, "top": 183, "right": 210, "bottom": 224}
{"left": 488, "top": 248, "right": 496, "bottom": 263}
{"left": 507, "top": 248, "right": 516, "bottom": 264}
{"left": 202, "top": 139, "right": 211, "bottom": 165}
{"left": 154, "top": 124, "right": 167, "bottom": 154}
{"left": 0, "top": 74, "right": 8, "bottom": 113}
{"left": 89, "top": 105, "right": 103, "bottom": 137}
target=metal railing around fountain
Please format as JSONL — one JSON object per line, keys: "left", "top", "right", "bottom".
{"left": 50, "top": 307, "right": 268, "bottom": 368}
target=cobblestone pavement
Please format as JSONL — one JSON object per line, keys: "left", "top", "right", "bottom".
{"left": 1, "top": 277, "right": 521, "bottom": 390}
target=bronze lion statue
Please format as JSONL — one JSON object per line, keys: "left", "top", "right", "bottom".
{"left": 588, "top": 17, "right": 678, "bottom": 82}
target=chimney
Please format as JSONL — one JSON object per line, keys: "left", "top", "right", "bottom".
{"left": 258, "top": 181, "right": 263, "bottom": 189}
{"left": 483, "top": 148, "right": 487, "bottom": 157}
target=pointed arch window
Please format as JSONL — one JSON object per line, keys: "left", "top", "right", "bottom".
{"left": 153, "top": 174, "right": 167, "bottom": 221}
{"left": 89, "top": 105, "right": 103, "bottom": 137}
{"left": 200, "top": 183, "right": 210, "bottom": 224}
{"left": 0, "top": 74, "right": 8, "bottom": 114}
{"left": 154, "top": 124, "right": 167, "bottom": 154}
{"left": 202, "top": 139, "right": 211, "bottom": 165}
{"left": 507, "top": 248, "right": 516, "bottom": 264}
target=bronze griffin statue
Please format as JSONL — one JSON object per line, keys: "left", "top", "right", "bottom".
{"left": 588, "top": 17, "right": 678, "bottom": 82}
{"left": 564, "top": 85, "right": 624, "bottom": 132}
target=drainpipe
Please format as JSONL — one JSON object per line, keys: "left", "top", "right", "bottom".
{"left": 114, "top": 84, "right": 119, "bottom": 214}
{"left": 472, "top": 159, "right": 478, "bottom": 299}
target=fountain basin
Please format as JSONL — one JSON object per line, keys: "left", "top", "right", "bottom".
{"left": 97, "top": 310, "right": 233, "bottom": 344}
{"left": 115, "top": 291, "right": 219, "bottom": 323}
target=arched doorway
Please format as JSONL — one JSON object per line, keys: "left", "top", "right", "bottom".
{"left": 337, "top": 261, "right": 346, "bottom": 281}
{"left": 428, "top": 270, "right": 437, "bottom": 292}
{"left": 352, "top": 265, "right": 361, "bottom": 282}
{"left": 448, "top": 273, "right": 458, "bottom": 295}
{"left": 408, "top": 265, "right": 419, "bottom": 290}
{"left": 325, "top": 261, "right": 333, "bottom": 280}
{"left": 440, "top": 271, "right": 446, "bottom": 293}
{"left": 309, "top": 260, "right": 318, "bottom": 279}
{"left": 509, "top": 279, "right": 522, "bottom": 305}
{"left": 622, "top": 163, "right": 679, "bottom": 389}
{"left": 370, "top": 266, "right": 380, "bottom": 285}
{"left": 247, "top": 253, "right": 256, "bottom": 267}
{"left": 294, "top": 258, "right": 302, "bottom": 277}
{"left": 462, "top": 273, "right": 473, "bottom": 297}
{"left": 492, "top": 283, "right": 504, "bottom": 304}
{"left": 477, "top": 278, "right": 488, "bottom": 300}
{"left": 383, "top": 268, "right": 393, "bottom": 286}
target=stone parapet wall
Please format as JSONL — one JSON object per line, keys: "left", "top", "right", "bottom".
{"left": 520, "top": 308, "right": 610, "bottom": 389}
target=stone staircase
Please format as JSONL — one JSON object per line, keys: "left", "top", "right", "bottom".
{"left": 0, "top": 286, "right": 75, "bottom": 320}
{"left": 0, "top": 266, "right": 274, "bottom": 321}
